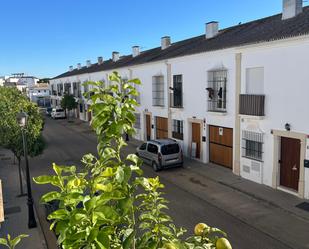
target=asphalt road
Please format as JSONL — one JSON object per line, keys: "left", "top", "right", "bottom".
{"left": 30, "top": 117, "right": 295, "bottom": 249}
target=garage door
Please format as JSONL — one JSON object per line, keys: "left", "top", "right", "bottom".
{"left": 156, "top": 117, "right": 168, "bottom": 139}
{"left": 209, "top": 125, "right": 233, "bottom": 169}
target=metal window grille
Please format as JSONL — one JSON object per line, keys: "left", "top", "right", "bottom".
{"left": 172, "top": 119, "right": 184, "bottom": 140}
{"left": 134, "top": 113, "right": 141, "bottom": 129}
{"left": 152, "top": 76, "right": 164, "bottom": 106}
{"left": 242, "top": 130, "right": 263, "bottom": 161}
{"left": 171, "top": 75, "right": 183, "bottom": 108}
{"left": 64, "top": 83, "right": 71, "bottom": 94}
{"left": 207, "top": 69, "right": 227, "bottom": 112}
{"left": 57, "top": 84, "right": 63, "bottom": 96}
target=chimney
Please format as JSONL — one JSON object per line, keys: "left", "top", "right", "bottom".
{"left": 86, "top": 60, "right": 91, "bottom": 68}
{"left": 69, "top": 66, "right": 73, "bottom": 72}
{"left": 112, "top": 51, "right": 120, "bottom": 62}
{"left": 132, "top": 46, "right": 140, "bottom": 57}
{"left": 206, "top": 21, "right": 219, "bottom": 39}
{"left": 282, "top": 0, "right": 303, "bottom": 20}
{"left": 77, "top": 63, "right": 81, "bottom": 70}
{"left": 161, "top": 36, "right": 171, "bottom": 50}
{"left": 98, "top": 56, "right": 103, "bottom": 64}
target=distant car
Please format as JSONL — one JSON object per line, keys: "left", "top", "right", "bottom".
{"left": 136, "top": 139, "right": 183, "bottom": 171}
{"left": 45, "top": 107, "right": 53, "bottom": 116}
{"left": 51, "top": 108, "right": 66, "bottom": 119}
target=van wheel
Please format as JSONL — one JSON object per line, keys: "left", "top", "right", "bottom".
{"left": 152, "top": 161, "right": 160, "bottom": 172}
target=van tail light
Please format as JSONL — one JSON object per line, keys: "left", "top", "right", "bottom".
{"left": 158, "top": 152, "right": 162, "bottom": 164}
{"left": 180, "top": 150, "right": 183, "bottom": 162}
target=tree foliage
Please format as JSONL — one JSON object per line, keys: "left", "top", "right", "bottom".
{"left": 61, "top": 94, "right": 78, "bottom": 112}
{"left": 0, "top": 86, "right": 45, "bottom": 160}
{"left": 34, "top": 72, "right": 232, "bottom": 249}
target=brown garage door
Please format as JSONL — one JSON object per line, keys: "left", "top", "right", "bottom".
{"left": 156, "top": 117, "right": 168, "bottom": 139}
{"left": 209, "top": 125, "right": 233, "bottom": 169}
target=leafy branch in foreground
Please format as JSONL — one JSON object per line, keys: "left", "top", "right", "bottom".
{"left": 0, "top": 234, "right": 28, "bottom": 249}
{"left": 34, "top": 72, "right": 232, "bottom": 249}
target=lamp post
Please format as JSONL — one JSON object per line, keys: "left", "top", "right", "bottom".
{"left": 17, "top": 111, "right": 37, "bottom": 229}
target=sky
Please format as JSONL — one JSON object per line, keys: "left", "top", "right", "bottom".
{"left": 1, "top": 0, "right": 308, "bottom": 78}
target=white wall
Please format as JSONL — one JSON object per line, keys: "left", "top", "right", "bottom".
{"left": 239, "top": 37, "right": 309, "bottom": 189}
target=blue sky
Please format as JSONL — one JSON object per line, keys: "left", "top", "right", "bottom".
{"left": 1, "top": 0, "right": 307, "bottom": 78}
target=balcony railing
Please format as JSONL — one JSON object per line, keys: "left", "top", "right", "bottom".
{"left": 170, "top": 92, "right": 183, "bottom": 108}
{"left": 239, "top": 94, "right": 265, "bottom": 116}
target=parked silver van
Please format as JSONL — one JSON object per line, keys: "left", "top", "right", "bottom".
{"left": 136, "top": 139, "right": 183, "bottom": 171}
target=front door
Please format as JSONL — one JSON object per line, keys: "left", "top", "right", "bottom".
{"left": 146, "top": 114, "right": 151, "bottom": 141}
{"left": 280, "top": 137, "right": 300, "bottom": 191}
{"left": 191, "top": 123, "right": 201, "bottom": 159}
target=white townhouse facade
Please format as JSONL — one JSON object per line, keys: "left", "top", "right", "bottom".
{"left": 50, "top": 0, "right": 309, "bottom": 199}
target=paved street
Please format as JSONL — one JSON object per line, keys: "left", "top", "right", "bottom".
{"left": 29, "top": 117, "right": 309, "bottom": 249}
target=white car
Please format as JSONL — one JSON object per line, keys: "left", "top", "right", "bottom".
{"left": 51, "top": 108, "right": 66, "bottom": 119}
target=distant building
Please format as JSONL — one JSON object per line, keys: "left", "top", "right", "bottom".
{"left": 28, "top": 83, "right": 51, "bottom": 107}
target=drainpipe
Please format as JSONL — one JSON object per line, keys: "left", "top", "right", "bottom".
{"left": 165, "top": 61, "right": 172, "bottom": 138}
{"left": 234, "top": 53, "right": 242, "bottom": 176}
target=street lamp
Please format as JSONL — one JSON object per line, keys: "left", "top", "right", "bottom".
{"left": 17, "top": 111, "right": 37, "bottom": 229}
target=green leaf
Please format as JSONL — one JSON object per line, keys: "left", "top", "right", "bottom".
{"left": 0, "top": 238, "right": 8, "bottom": 246}
{"left": 94, "top": 183, "right": 113, "bottom": 192}
{"left": 123, "top": 229, "right": 135, "bottom": 249}
{"left": 40, "top": 191, "right": 61, "bottom": 203}
{"left": 10, "top": 234, "right": 29, "bottom": 249}
{"left": 48, "top": 209, "right": 69, "bottom": 220}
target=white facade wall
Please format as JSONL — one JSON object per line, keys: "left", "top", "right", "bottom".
{"left": 239, "top": 37, "right": 309, "bottom": 197}
{"left": 50, "top": 35, "right": 309, "bottom": 198}
{"left": 169, "top": 51, "right": 236, "bottom": 163}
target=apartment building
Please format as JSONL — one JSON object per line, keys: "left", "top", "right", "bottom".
{"left": 50, "top": 0, "right": 309, "bottom": 199}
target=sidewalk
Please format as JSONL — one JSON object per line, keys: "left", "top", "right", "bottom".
{"left": 0, "top": 148, "right": 47, "bottom": 249}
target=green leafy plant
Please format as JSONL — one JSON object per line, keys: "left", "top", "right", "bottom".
{"left": 60, "top": 94, "right": 78, "bottom": 120}
{"left": 34, "top": 72, "right": 232, "bottom": 249}
{"left": 0, "top": 86, "right": 45, "bottom": 194}
{"left": 0, "top": 234, "right": 29, "bottom": 249}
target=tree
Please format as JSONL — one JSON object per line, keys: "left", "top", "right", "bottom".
{"left": 0, "top": 86, "right": 45, "bottom": 195}
{"left": 34, "top": 72, "right": 232, "bottom": 249}
{"left": 60, "top": 94, "right": 78, "bottom": 119}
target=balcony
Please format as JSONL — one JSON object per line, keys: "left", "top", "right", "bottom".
{"left": 170, "top": 92, "right": 183, "bottom": 108}
{"left": 239, "top": 94, "right": 265, "bottom": 116}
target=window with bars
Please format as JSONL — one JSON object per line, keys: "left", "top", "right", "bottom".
{"left": 171, "top": 75, "right": 183, "bottom": 108}
{"left": 152, "top": 75, "right": 164, "bottom": 106}
{"left": 207, "top": 69, "right": 227, "bottom": 112}
{"left": 64, "top": 83, "right": 71, "bottom": 95}
{"left": 242, "top": 130, "right": 263, "bottom": 161}
{"left": 134, "top": 113, "right": 141, "bottom": 129}
{"left": 172, "top": 119, "right": 183, "bottom": 140}
{"left": 57, "top": 84, "right": 63, "bottom": 96}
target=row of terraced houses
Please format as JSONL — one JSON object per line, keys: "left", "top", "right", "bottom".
{"left": 50, "top": 0, "right": 309, "bottom": 199}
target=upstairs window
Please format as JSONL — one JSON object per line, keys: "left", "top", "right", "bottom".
{"left": 172, "top": 119, "right": 184, "bottom": 140}
{"left": 171, "top": 75, "right": 183, "bottom": 108}
{"left": 152, "top": 75, "right": 164, "bottom": 106}
{"left": 246, "top": 67, "right": 264, "bottom": 94}
{"left": 207, "top": 69, "right": 227, "bottom": 112}
{"left": 134, "top": 113, "right": 141, "bottom": 129}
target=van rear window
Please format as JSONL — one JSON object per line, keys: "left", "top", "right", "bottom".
{"left": 161, "top": 144, "right": 180, "bottom": 155}
{"left": 56, "top": 109, "right": 64, "bottom": 112}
